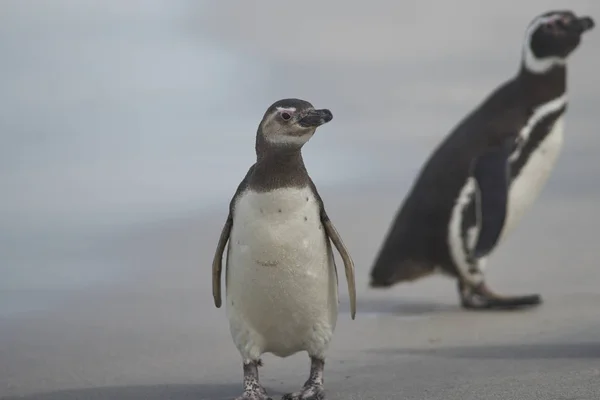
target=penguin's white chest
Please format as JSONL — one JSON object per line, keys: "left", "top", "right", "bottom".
{"left": 226, "top": 186, "right": 338, "bottom": 360}
{"left": 503, "top": 112, "right": 565, "bottom": 238}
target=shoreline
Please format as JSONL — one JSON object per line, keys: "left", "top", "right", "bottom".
{"left": 2, "top": 167, "right": 598, "bottom": 320}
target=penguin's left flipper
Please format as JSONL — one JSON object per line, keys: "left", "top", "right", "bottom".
{"left": 322, "top": 215, "right": 357, "bottom": 320}
{"left": 462, "top": 138, "right": 543, "bottom": 311}
{"left": 212, "top": 214, "right": 232, "bottom": 308}
{"left": 471, "top": 138, "right": 513, "bottom": 259}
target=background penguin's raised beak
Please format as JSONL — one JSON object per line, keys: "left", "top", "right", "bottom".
{"left": 575, "top": 16, "right": 595, "bottom": 33}
{"left": 298, "top": 109, "right": 333, "bottom": 128}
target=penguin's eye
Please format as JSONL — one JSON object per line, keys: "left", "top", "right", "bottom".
{"left": 542, "top": 17, "right": 569, "bottom": 34}
{"left": 280, "top": 112, "right": 292, "bottom": 121}
{"left": 543, "top": 20, "right": 560, "bottom": 32}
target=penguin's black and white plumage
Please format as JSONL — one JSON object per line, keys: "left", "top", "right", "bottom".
{"left": 212, "top": 99, "right": 356, "bottom": 400}
{"left": 369, "top": 10, "right": 595, "bottom": 310}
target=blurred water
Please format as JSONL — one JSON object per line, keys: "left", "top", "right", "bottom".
{"left": 0, "top": 1, "right": 365, "bottom": 237}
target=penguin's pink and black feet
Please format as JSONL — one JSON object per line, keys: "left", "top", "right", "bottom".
{"left": 458, "top": 281, "right": 542, "bottom": 310}
{"left": 236, "top": 360, "right": 273, "bottom": 400}
{"left": 282, "top": 357, "right": 326, "bottom": 400}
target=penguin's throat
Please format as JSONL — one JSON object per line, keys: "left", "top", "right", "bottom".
{"left": 519, "top": 65, "right": 567, "bottom": 106}
{"left": 251, "top": 151, "right": 310, "bottom": 191}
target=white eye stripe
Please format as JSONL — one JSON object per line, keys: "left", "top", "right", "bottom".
{"left": 275, "top": 107, "right": 297, "bottom": 114}
{"left": 522, "top": 14, "right": 568, "bottom": 74}
{"left": 526, "top": 14, "right": 562, "bottom": 35}
{"left": 263, "top": 107, "right": 295, "bottom": 126}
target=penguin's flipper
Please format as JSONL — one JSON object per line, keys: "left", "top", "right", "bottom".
{"left": 472, "top": 139, "right": 513, "bottom": 258}
{"left": 212, "top": 215, "right": 232, "bottom": 308}
{"left": 213, "top": 165, "right": 255, "bottom": 308}
{"left": 323, "top": 218, "right": 356, "bottom": 320}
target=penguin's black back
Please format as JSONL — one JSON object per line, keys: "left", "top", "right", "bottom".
{"left": 370, "top": 77, "right": 529, "bottom": 286}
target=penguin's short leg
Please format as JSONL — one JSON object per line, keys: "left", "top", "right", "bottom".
{"left": 236, "top": 359, "right": 273, "bottom": 400}
{"left": 457, "top": 259, "right": 542, "bottom": 310}
{"left": 282, "top": 356, "right": 325, "bottom": 400}
{"left": 453, "top": 145, "right": 542, "bottom": 310}
{"left": 455, "top": 257, "right": 488, "bottom": 309}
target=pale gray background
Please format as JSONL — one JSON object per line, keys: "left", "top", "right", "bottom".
{"left": 1, "top": 1, "right": 599, "bottom": 399}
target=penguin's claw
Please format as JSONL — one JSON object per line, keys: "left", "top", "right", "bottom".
{"left": 281, "top": 384, "right": 325, "bottom": 400}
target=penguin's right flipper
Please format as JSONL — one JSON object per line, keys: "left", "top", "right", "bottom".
{"left": 212, "top": 165, "right": 255, "bottom": 308}
{"left": 212, "top": 215, "right": 232, "bottom": 308}
{"left": 471, "top": 138, "right": 513, "bottom": 258}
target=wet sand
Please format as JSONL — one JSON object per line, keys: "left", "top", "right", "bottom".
{"left": 2, "top": 1, "right": 600, "bottom": 399}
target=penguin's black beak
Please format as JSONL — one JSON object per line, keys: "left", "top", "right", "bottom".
{"left": 298, "top": 109, "right": 333, "bottom": 128}
{"left": 570, "top": 16, "right": 595, "bottom": 34}
{"left": 577, "top": 16, "right": 595, "bottom": 33}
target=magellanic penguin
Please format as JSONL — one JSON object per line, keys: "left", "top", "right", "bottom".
{"left": 212, "top": 99, "right": 356, "bottom": 400}
{"left": 369, "top": 10, "right": 595, "bottom": 310}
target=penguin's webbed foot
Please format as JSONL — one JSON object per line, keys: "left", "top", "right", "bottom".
{"left": 282, "top": 356, "right": 326, "bottom": 400}
{"left": 235, "top": 390, "right": 272, "bottom": 400}
{"left": 281, "top": 384, "right": 325, "bottom": 400}
{"left": 459, "top": 281, "right": 542, "bottom": 310}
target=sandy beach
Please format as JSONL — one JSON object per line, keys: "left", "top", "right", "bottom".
{"left": 2, "top": 188, "right": 600, "bottom": 400}
{"left": 2, "top": 1, "right": 600, "bottom": 399}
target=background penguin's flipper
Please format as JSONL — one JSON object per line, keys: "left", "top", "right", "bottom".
{"left": 472, "top": 139, "right": 513, "bottom": 258}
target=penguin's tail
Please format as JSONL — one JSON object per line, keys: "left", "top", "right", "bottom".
{"left": 369, "top": 209, "right": 437, "bottom": 288}
{"left": 369, "top": 253, "right": 435, "bottom": 288}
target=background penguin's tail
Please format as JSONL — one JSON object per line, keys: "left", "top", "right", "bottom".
{"left": 369, "top": 240, "right": 436, "bottom": 288}
{"left": 369, "top": 204, "right": 437, "bottom": 288}
{"left": 369, "top": 259, "right": 436, "bottom": 288}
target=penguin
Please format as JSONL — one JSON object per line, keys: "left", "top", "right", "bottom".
{"left": 212, "top": 98, "right": 356, "bottom": 400}
{"left": 369, "top": 10, "right": 595, "bottom": 310}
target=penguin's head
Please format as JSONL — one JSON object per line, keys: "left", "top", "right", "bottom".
{"left": 257, "top": 98, "right": 333, "bottom": 150}
{"left": 523, "top": 10, "right": 595, "bottom": 74}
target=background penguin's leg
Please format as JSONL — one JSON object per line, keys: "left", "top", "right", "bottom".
{"left": 459, "top": 143, "right": 541, "bottom": 310}
{"left": 282, "top": 356, "right": 325, "bottom": 400}
{"left": 450, "top": 176, "right": 488, "bottom": 308}
{"left": 236, "top": 360, "right": 272, "bottom": 400}
{"left": 457, "top": 256, "right": 542, "bottom": 310}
